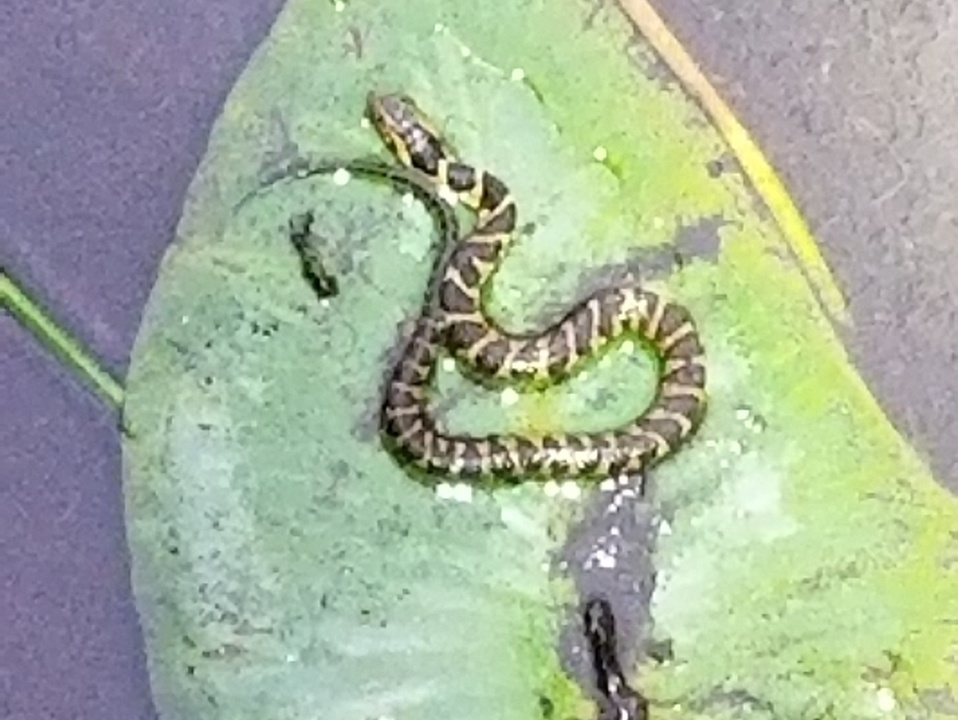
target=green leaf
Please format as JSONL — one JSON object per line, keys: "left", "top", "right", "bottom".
{"left": 121, "top": 0, "right": 958, "bottom": 718}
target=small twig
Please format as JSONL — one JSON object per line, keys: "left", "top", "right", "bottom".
{"left": 289, "top": 212, "right": 340, "bottom": 300}
{"left": 583, "top": 597, "right": 649, "bottom": 720}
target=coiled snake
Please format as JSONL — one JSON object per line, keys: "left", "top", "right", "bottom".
{"left": 286, "top": 92, "right": 708, "bottom": 720}
{"left": 367, "top": 92, "right": 707, "bottom": 481}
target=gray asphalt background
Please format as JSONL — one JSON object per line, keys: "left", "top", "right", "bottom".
{"left": 659, "top": 0, "right": 958, "bottom": 483}
{"left": 2, "top": 0, "right": 955, "bottom": 716}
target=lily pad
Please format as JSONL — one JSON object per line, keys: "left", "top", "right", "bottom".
{"left": 121, "top": 0, "right": 958, "bottom": 718}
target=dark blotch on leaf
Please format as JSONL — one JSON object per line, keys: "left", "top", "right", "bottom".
{"left": 706, "top": 158, "right": 724, "bottom": 178}
{"left": 645, "top": 636, "right": 674, "bottom": 664}
{"left": 289, "top": 211, "right": 340, "bottom": 300}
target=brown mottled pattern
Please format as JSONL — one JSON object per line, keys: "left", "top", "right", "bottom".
{"left": 475, "top": 203, "right": 517, "bottom": 235}
{"left": 358, "top": 92, "right": 708, "bottom": 482}
{"left": 438, "top": 276, "right": 475, "bottom": 314}
{"left": 478, "top": 172, "right": 510, "bottom": 212}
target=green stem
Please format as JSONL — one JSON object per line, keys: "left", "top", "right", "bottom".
{"left": 1, "top": 269, "right": 124, "bottom": 408}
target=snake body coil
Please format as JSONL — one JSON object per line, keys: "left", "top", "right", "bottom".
{"left": 366, "top": 92, "right": 707, "bottom": 482}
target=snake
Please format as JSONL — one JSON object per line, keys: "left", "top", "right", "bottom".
{"left": 366, "top": 91, "right": 708, "bottom": 481}
{"left": 279, "top": 96, "right": 663, "bottom": 719}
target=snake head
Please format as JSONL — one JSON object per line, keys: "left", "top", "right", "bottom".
{"left": 365, "top": 91, "right": 454, "bottom": 175}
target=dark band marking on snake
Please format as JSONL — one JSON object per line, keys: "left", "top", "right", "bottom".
{"left": 365, "top": 91, "right": 708, "bottom": 481}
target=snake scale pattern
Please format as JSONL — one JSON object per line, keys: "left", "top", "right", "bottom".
{"left": 367, "top": 92, "right": 708, "bottom": 482}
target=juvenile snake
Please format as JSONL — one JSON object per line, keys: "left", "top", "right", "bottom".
{"left": 367, "top": 92, "right": 707, "bottom": 482}
{"left": 283, "top": 94, "right": 680, "bottom": 720}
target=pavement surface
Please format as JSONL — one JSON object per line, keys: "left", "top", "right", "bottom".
{"left": 656, "top": 0, "right": 958, "bottom": 486}
{"left": 2, "top": 0, "right": 956, "bottom": 715}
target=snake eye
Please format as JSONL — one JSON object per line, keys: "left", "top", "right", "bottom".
{"left": 394, "top": 93, "right": 417, "bottom": 111}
